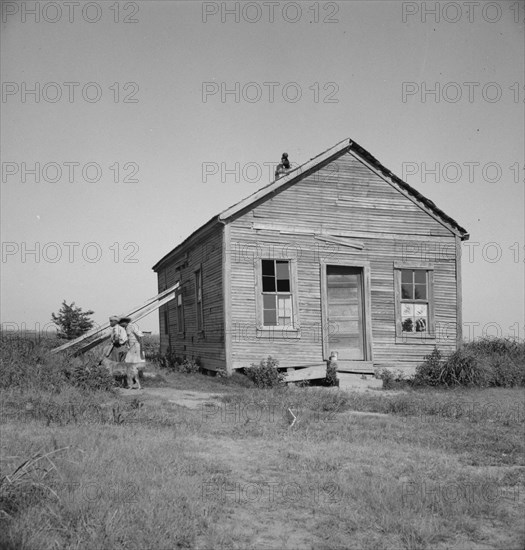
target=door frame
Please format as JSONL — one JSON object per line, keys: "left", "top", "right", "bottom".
{"left": 320, "top": 259, "right": 373, "bottom": 365}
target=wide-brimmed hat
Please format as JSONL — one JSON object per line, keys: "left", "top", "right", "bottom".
{"left": 109, "top": 315, "right": 120, "bottom": 322}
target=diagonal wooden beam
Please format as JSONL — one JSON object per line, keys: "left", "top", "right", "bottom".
{"left": 68, "top": 291, "right": 178, "bottom": 357}
{"left": 72, "top": 334, "right": 111, "bottom": 356}
{"left": 50, "top": 282, "right": 179, "bottom": 354}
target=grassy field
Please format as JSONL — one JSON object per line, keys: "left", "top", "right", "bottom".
{"left": 1, "top": 336, "right": 524, "bottom": 549}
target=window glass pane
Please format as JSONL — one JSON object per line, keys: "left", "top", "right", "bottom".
{"left": 402, "top": 318, "right": 414, "bottom": 332}
{"left": 276, "top": 261, "right": 290, "bottom": 279}
{"left": 196, "top": 271, "right": 202, "bottom": 302}
{"left": 276, "top": 260, "right": 290, "bottom": 292}
{"left": 414, "top": 270, "right": 426, "bottom": 284}
{"left": 401, "top": 270, "right": 413, "bottom": 284}
{"left": 277, "top": 296, "right": 291, "bottom": 316}
{"left": 263, "top": 295, "right": 275, "bottom": 310}
{"left": 277, "top": 296, "right": 292, "bottom": 326}
{"left": 263, "top": 309, "right": 277, "bottom": 325}
{"left": 262, "top": 276, "right": 276, "bottom": 292}
{"left": 263, "top": 294, "right": 277, "bottom": 325}
{"left": 414, "top": 284, "right": 426, "bottom": 300}
{"left": 262, "top": 260, "right": 275, "bottom": 276}
{"left": 401, "top": 284, "right": 413, "bottom": 299}
{"left": 401, "top": 303, "right": 414, "bottom": 317}
{"left": 415, "top": 318, "right": 427, "bottom": 332}
{"left": 414, "top": 304, "right": 427, "bottom": 317}
{"left": 276, "top": 279, "right": 290, "bottom": 292}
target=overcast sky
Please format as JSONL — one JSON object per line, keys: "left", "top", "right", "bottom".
{"left": 1, "top": 0, "right": 523, "bottom": 338}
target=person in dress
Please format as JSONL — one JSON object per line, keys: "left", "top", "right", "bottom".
{"left": 118, "top": 317, "right": 145, "bottom": 364}
{"left": 107, "top": 315, "right": 128, "bottom": 361}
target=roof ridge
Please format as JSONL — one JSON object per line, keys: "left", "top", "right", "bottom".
{"left": 153, "top": 137, "right": 468, "bottom": 271}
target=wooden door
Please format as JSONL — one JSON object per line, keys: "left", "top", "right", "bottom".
{"left": 326, "top": 265, "right": 365, "bottom": 360}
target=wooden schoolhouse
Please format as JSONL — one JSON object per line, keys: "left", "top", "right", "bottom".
{"left": 152, "top": 138, "right": 469, "bottom": 378}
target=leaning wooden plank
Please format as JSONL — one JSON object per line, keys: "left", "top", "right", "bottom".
{"left": 50, "top": 282, "right": 179, "bottom": 354}
{"left": 69, "top": 291, "right": 177, "bottom": 356}
{"left": 69, "top": 291, "right": 176, "bottom": 355}
{"left": 125, "top": 292, "right": 176, "bottom": 323}
{"left": 72, "top": 334, "right": 111, "bottom": 356}
{"left": 284, "top": 365, "right": 327, "bottom": 383}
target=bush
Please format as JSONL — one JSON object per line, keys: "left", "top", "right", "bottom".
{"left": 68, "top": 358, "right": 116, "bottom": 392}
{"left": 375, "top": 367, "right": 412, "bottom": 390}
{"left": 414, "top": 339, "right": 525, "bottom": 388}
{"left": 471, "top": 338, "right": 525, "bottom": 387}
{"left": 155, "top": 349, "right": 183, "bottom": 370}
{"left": 490, "top": 354, "right": 524, "bottom": 387}
{"left": 375, "top": 367, "right": 395, "bottom": 389}
{"left": 178, "top": 360, "right": 200, "bottom": 374}
{"left": 154, "top": 350, "right": 200, "bottom": 374}
{"left": 244, "top": 356, "right": 285, "bottom": 388}
{"left": 413, "top": 347, "right": 445, "bottom": 386}
{"left": 414, "top": 346, "right": 490, "bottom": 387}
{"left": 142, "top": 334, "right": 160, "bottom": 360}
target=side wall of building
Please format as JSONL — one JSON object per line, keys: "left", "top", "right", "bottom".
{"left": 156, "top": 226, "right": 226, "bottom": 370}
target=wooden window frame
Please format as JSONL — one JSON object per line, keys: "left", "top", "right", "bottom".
{"left": 176, "top": 278, "right": 184, "bottom": 336}
{"left": 255, "top": 258, "right": 300, "bottom": 339}
{"left": 394, "top": 261, "right": 435, "bottom": 344}
{"left": 194, "top": 264, "right": 204, "bottom": 334}
{"left": 320, "top": 259, "right": 373, "bottom": 363}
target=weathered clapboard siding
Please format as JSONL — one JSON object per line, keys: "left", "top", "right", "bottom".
{"left": 227, "top": 152, "right": 459, "bottom": 371}
{"left": 154, "top": 139, "right": 467, "bottom": 375}
{"left": 246, "top": 153, "right": 453, "bottom": 237}
{"left": 156, "top": 225, "right": 226, "bottom": 371}
{"left": 227, "top": 231, "right": 457, "bottom": 370}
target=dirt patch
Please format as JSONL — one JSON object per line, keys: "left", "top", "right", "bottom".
{"left": 119, "top": 386, "right": 224, "bottom": 410}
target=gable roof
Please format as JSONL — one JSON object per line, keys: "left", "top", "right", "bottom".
{"left": 153, "top": 138, "right": 469, "bottom": 271}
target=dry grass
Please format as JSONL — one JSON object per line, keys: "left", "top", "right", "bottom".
{"left": 1, "top": 379, "right": 524, "bottom": 549}
{"left": 1, "top": 334, "right": 524, "bottom": 549}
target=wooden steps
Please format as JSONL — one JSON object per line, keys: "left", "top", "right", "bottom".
{"left": 336, "top": 360, "right": 374, "bottom": 373}
{"left": 283, "top": 364, "right": 327, "bottom": 383}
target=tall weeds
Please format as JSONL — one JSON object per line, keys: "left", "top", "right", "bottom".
{"left": 0, "top": 334, "right": 114, "bottom": 392}
{"left": 414, "top": 338, "right": 525, "bottom": 388}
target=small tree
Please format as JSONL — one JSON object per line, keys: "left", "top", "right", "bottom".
{"left": 51, "top": 300, "right": 95, "bottom": 340}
